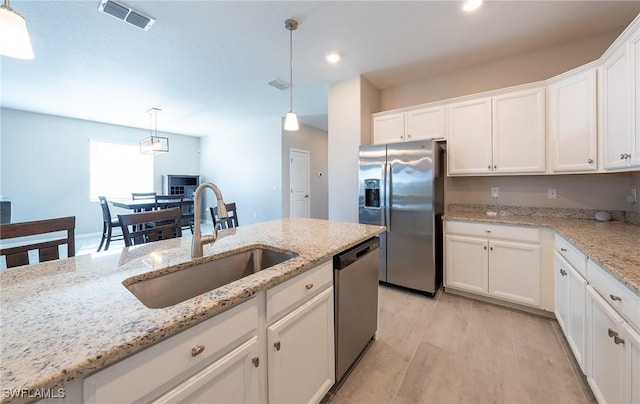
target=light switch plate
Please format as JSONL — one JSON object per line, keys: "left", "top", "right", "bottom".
{"left": 491, "top": 187, "right": 499, "bottom": 198}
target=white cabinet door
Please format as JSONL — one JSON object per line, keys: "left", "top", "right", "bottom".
{"left": 567, "top": 262, "right": 587, "bottom": 373}
{"left": 488, "top": 239, "right": 541, "bottom": 307}
{"left": 587, "top": 286, "right": 626, "bottom": 404}
{"left": 623, "top": 322, "right": 640, "bottom": 404}
{"left": 492, "top": 88, "right": 546, "bottom": 174}
{"left": 602, "top": 46, "right": 634, "bottom": 170}
{"left": 373, "top": 113, "right": 405, "bottom": 144}
{"left": 267, "top": 287, "right": 335, "bottom": 404}
{"left": 406, "top": 106, "right": 446, "bottom": 141}
{"left": 153, "top": 337, "right": 259, "bottom": 404}
{"left": 632, "top": 28, "right": 640, "bottom": 168}
{"left": 548, "top": 70, "right": 597, "bottom": 172}
{"left": 444, "top": 235, "right": 488, "bottom": 294}
{"left": 447, "top": 97, "right": 493, "bottom": 175}
{"left": 555, "top": 254, "right": 570, "bottom": 333}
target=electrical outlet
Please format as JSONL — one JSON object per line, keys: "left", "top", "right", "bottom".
{"left": 547, "top": 188, "right": 557, "bottom": 199}
{"left": 491, "top": 187, "right": 499, "bottom": 198}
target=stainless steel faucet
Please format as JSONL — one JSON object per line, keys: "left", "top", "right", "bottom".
{"left": 191, "top": 182, "right": 228, "bottom": 258}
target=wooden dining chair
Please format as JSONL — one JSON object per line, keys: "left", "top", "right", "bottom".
{"left": 154, "top": 194, "right": 184, "bottom": 210}
{"left": 0, "top": 216, "right": 76, "bottom": 268}
{"left": 131, "top": 192, "right": 156, "bottom": 200}
{"left": 97, "top": 196, "right": 123, "bottom": 252}
{"left": 118, "top": 207, "right": 182, "bottom": 247}
{"left": 209, "top": 202, "right": 239, "bottom": 229}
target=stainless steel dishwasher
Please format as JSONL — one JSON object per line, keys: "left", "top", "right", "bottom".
{"left": 333, "top": 236, "right": 380, "bottom": 382}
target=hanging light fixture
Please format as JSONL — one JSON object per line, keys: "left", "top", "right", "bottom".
{"left": 0, "top": 0, "right": 34, "bottom": 60}
{"left": 140, "top": 107, "right": 169, "bottom": 154}
{"left": 284, "top": 18, "right": 299, "bottom": 132}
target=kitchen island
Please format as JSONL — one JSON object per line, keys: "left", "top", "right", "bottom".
{"left": 0, "top": 218, "right": 384, "bottom": 403}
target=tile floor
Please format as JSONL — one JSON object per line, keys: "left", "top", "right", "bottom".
{"left": 329, "top": 285, "right": 596, "bottom": 404}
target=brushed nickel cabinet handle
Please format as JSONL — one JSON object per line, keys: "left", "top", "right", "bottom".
{"left": 485, "top": 230, "right": 491, "bottom": 233}
{"left": 274, "top": 341, "right": 281, "bottom": 351}
{"left": 252, "top": 357, "right": 260, "bottom": 367}
{"left": 608, "top": 328, "right": 618, "bottom": 338}
{"left": 305, "top": 283, "right": 313, "bottom": 290}
{"left": 614, "top": 336, "right": 625, "bottom": 345}
{"left": 560, "top": 269, "right": 567, "bottom": 276}
{"left": 191, "top": 345, "right": 205, "bottom": 357}
{"left": 610, "top": 294, "right": 622, "bottom": 302}
{"left": 560, "top": 248, "right": 567, "bottom": 252}
{"left": 588, "top": 159, "right": 593, "bottom": 164}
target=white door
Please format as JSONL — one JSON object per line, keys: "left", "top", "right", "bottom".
{"left": 488, "top": 239, "right": 541, "bottom": 307}
{"left": 567, "top": 262, "right": 587, "bottom": 373}
{"left": 290, "top": 149, "right": 310, "bottom": 218}
{"left": 373, "top": 113, "right": 405, "bottom": 144}
{"left": 406, "top": 106, "right": 446, "bottom": 141}
{"left": 447, "top": 97, "right": 493, "bottom": 175}
{"left": 623, "top": 322, "right": 640, "bottom": 404}
{"left": 555, "top": 253, "right": 570, "bottom": 334}
{"left": 492, "top": 88, "right": 546, "bottom": 174}
{"left": 267, "top": 287, "right": 335, "bottom": 404}
{"left": 444, "top": 235, "right": 489, "bottom": 294}
{"left": 548, "top": 70, "right": 597, "bottom": 173}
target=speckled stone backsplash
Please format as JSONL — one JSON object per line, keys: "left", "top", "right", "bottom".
{"left": 448, "top": 203, "right": 639, "bottom": 225}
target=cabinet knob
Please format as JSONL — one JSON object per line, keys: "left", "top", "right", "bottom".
{"left": 588, "top": 159, "right": 593, "bottom": 164}
{"left": 560, "top": 248, "right": 567, "bottom": 252}
{"left": 483, "top": 245, "right": 487, "bottom": 250}
{"left": 608, "top": 328, "right": 619, "bottom": 338}
{"left": 407, "top": 134, "right": 412, "bottom": 139}
{"left": 485, "top": 230, "right": 491, "bottom": 233}
{"left": 614, "top": 336, "right": 625, "bottom": 345}
{"left": 274, "top": 341, "right": 281, "bottom": 351}
{"left": 305, "top": 283, "right": 314, "bottom": 290}
{"left": 560, "top": 269, "right": 567, "bottom": 276}
{"left": 252, "top": 357, "right": 260, "bottom": 367}
{"left": 488, "top": 165, "right": 491, "bottom": 170}
{"left": 609, "top": 294, "right": 622, "bottom": 302}
{"left": 490, "top": 246, "right": 493, "bottom": 251}
{"left": 493, "top": 165, "right": 497, "bottom": 169}
{"left": 191, "top": 345, "right": 205, "bottom": 357}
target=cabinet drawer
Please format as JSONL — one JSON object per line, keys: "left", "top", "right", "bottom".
{"left": 267, "top": 260, "right": 333, "bottom": 323}
{"left": 446, "top": 221, "right": 540, "bottom": 243}
{"left": 84, "top": 298, "right": 258, "bottom": 403}
{"left": 555, "top": 234, "right": 587, "bottom": 277}
{"left": 587, "top": 260, "right": 640, "bottom": 332}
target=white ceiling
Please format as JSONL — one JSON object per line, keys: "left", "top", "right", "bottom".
{"left": 1, "top": 1, "right": 639, "bottom": 136}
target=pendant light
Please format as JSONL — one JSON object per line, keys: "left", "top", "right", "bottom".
{"left": 140, "top": 107, "right": 169, "bottom": 154}
{"left": 284, "top": 18, "right": 299, "bottom": 132}
{"left": 0, "top": 0, "right": 34, "bottom": 60}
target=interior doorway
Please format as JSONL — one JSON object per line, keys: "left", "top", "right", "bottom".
{"left": 290, "top": 148, "right": 310, "bottom": 218}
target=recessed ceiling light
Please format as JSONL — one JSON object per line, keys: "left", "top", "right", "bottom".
{"left": 462, "top": 0, "right": 483, "bottom": 12}
{"left": 326, "top": 52, "right": 341, "bottom": 64}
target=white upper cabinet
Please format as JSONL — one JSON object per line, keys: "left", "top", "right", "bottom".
{"left": 373, "top": 105, "right": 446, "bottom": 145}
{"left": 448, "top": 87, "right": 545, "bottom": 176}
{"left": 447, "top": 97, "right": 493, "bottom": 175}
{"left": 372, "top": 113, "right": 405, "bottom": 144}
{"left": 602, "top": 23, "right": 640, "bottom": 170}
{"left": 548, "top": 70, "right": 598, "bottom": 173}
{"left": 492, "top": 88, "right": 546, "bottom": 174}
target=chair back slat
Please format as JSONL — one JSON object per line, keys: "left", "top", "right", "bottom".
{"left": 0, "top": 216, "right": 76, "bottom": 268}
{"left": 210, "top": 203, "right": 239, "bottom": 229}
{"left": 131, "top": 192, "right": 156, "bottom": 200}
{"left": 118, "top": 208, "right": 182, "bottom": 247}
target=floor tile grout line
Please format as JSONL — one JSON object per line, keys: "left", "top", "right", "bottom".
{"left": 549, "top": 320, "right": 592, "bottom": 404}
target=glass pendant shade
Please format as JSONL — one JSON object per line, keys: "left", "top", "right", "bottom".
{"left": 0, "top": 4, "right": 34, "bottom": 60}
{"left": 284, "top": 111, "right": 299, "bottom": 132}
{"left": 140, "top": 107, "right": 169, "bottom": 154}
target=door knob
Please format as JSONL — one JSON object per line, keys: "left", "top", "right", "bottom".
{"left": 305, "top": 195, "right": 309, "bottom": 198}
{"left": 274, "top": 341, "right": 281, "bottom": 351}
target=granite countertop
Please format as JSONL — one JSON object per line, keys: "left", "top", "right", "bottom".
{"left": 443, "top": 211, "right": 640, "bottom": 297}
{"left": 0, "top": 218, "right": 384, "bottom": 403}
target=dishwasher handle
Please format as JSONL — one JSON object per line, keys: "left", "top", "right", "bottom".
{"left": 334, "top": 237, "right": 380, "bottom": 270}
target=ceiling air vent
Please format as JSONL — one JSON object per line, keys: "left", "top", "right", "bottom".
{"left": 268, "top": 79, "right": 289, "bottom": 91}
{"left": 98, "top": 0, "right": 155, "bottom": 31}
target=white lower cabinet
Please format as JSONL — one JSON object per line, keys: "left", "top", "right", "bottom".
{"left": 267, "top": 287, "right": 335, "bottom": 404}
{"left": 623, "top": 322, "right": 640, "bottom": 404}
{"left": 153, "top": 337, "right": 259, "bottom": 404}
{"left": 444, "top": 221, "right": 542, "bottom": 309}
{"left": 82, "top": 260, "right": 336, "bottom": 404}
{"left": 555, "top": 252, "right": 587, "bottom": 372}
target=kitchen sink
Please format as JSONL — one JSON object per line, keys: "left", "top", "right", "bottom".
{"left": 125, "top": 247, "right": 297, "bottom": 308}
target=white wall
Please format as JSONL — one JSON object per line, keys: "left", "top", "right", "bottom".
{"left": 198, "top": 118, "right": 282, "bottom": 226}
{"left": 0, "top": 108, "right": 200, "bottom": 234}
{"left": 282, "top": 122, "right": 328, "bottom": 219}
{"left": 327, "top": 76, "right": 380, "bottom": 223}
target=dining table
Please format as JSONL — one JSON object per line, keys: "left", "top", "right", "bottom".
{"left": 111, "top": 197, "right": 194, "bottom": 212}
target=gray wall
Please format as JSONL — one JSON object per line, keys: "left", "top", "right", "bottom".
{"left": 282, "top": 122, "right": 328, "bottom": 219}
{"left": 198, "top": 118, "right": 282, "bottom": 226}
{"left": 0, "top": 108, "right": 200, "bottom": 234}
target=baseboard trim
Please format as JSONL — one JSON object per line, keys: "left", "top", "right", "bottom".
{"left": 444, "top": 287, "right": 555, "bottom": 319}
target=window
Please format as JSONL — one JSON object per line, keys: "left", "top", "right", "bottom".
{"left": 89, "top": 140, "right": 154, "bottom": 201}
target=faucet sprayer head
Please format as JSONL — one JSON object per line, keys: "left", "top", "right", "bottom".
{"left": 217, "top": 199, "right": 228, "bottom": 219}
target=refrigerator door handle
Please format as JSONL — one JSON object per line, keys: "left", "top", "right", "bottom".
{"left": 385, "top": 162, "right": 391, "bottom": 231}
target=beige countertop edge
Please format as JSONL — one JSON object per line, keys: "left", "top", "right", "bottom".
{"left": 443, "top": 213, "right": 640, "bottom": 297}
{"left": 0, "top": 218, "right": 384, "bottom": 404}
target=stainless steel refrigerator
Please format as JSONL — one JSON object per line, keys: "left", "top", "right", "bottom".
{"left": 358, "top": 140, "right": 444, "bottom": 295}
